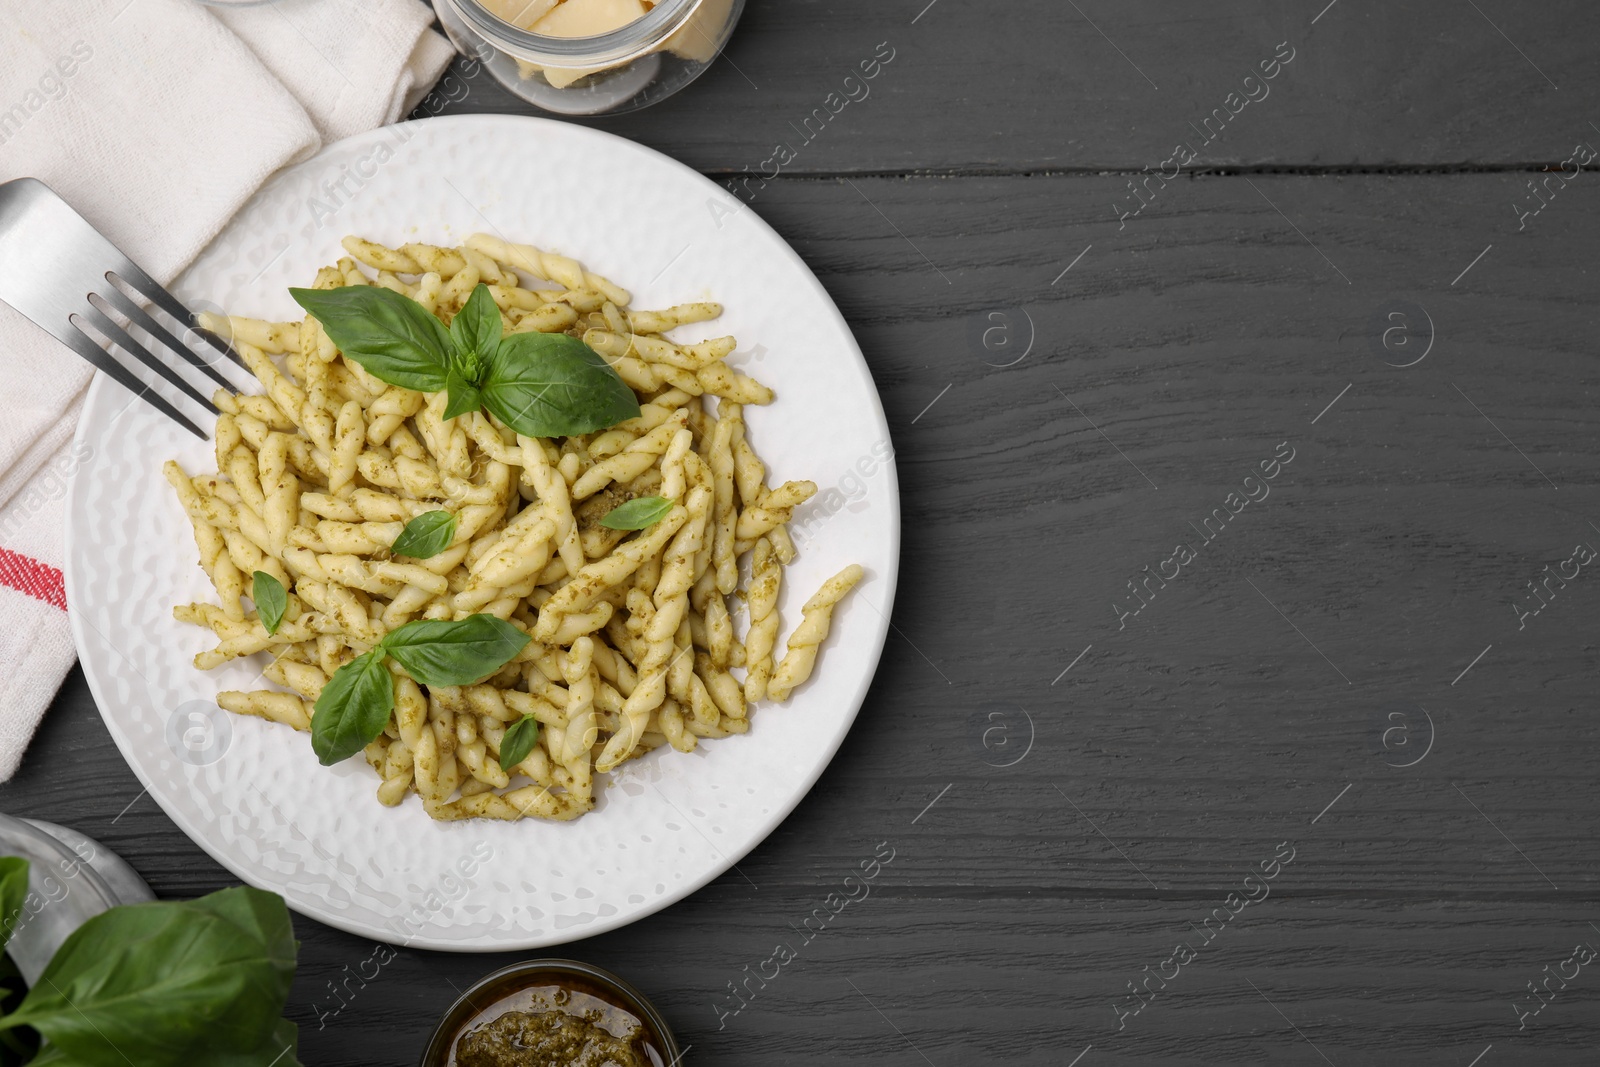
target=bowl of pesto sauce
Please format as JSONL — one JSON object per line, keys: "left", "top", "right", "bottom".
{"left": 421, "top": 959, "right": 679, "bottom": 1067}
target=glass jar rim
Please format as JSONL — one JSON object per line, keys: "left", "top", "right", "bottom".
{"left": 444, "top": 0, "right": 705, "bottom": 67}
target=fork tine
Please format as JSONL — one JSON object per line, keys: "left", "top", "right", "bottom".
{"left": 60, "top": 322, "right": 206, "bottom": 439}
{"left": 78, "top": 305, "right": 218, "bottom": 415}
{"left": 96, "top": 283, "right": 233, "bottom": 391}
{"left": 110, "top": 259, "right": 245, "bottom": 368}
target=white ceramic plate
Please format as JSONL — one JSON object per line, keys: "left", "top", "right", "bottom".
{"left": 65, "top": 115, "right": 899, "bottom": 950}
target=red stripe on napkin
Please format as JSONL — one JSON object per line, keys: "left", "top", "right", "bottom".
{"left": 0, "top": 548, "right": 66, "bottom": 611}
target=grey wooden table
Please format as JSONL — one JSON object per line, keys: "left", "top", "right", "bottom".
{"left": 6, "top": 2, "right": 1600, "bottom": 1063}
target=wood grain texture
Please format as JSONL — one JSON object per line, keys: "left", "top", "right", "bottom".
{"left": 419, "top": 0, "right": 1600, "bottom": 171}
{"left": 7, "top": 2, "right": 1600, "bottom": 1060}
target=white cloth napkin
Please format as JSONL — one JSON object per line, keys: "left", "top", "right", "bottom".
{"left": 0, "top": 0, "right": 454, "bottom": 780}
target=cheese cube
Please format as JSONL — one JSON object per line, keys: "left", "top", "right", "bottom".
{"left": 531, "top": 0, "right": 648, "bottom": 37}
{"left": 480, "top": 0, "right": 559, "bottom": 30}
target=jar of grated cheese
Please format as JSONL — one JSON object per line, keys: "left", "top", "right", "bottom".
{"left": 434, "top": 0, "right": 744, "bottom": 115}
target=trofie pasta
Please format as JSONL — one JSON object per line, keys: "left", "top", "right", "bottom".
{"left": 767, "top": 563, "right": 863, "bottom": 702}
{"left": 167, "top": 233, "right": 863, "bottom": 822}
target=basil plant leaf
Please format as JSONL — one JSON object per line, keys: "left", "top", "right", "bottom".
{"left": 310, "top": 650, "right": 394, "bottom": 766}
{"left": 480, "top": 332, "right": 641, "bottom": 438}
{"left": 391, "top": 511, "right": 456, "bottom": 560}
{"left": 206, "top": 1018, "right": 302, "bottom": 1067}
{"left": 185, "top": 1018, "right": 301, "bottom": 1067}
{"left": 0, "top": 857, "right": 27, "bottom": 953}
{"left": 441, "top": 369, "right": 483, "bottom": 422}
{"left": 289, "top": 286, "right": 452, "bottom": 393}
{"left": 0, "top": 886, "right": 298, "bottom": 1066}
{"left": 449, "top": 283, "right": 502, "bottom": 369}
{"left": 499, "top": 715, "right": 540, "bottom": 772}
{"left": 178, "top": 885, "right": 298, "bottom": 983}
{"left": 599, "top": 496, "right": 674, "bottom": 531}
{"left": 380, "top": 615, "right": 531, "bottom": 688}
{"left": 251, "top": 571, "right": 286, "bottom": 635}
{"left": 168, "top": 893, "right": 301, "bottom": 1065}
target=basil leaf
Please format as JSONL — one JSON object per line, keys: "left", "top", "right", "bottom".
{"left": 289, "top": 286, "right": 452, "bottom": 393}
{"left": 1, "top": 886, "right": 297, "bottom": 1065}
{"left": 380, "top": 615, "right": 531, "bottom": 687}
{"left": 391, "top": 510, "right": 456, "bottom": 560}
{"left": 0, "top": 857, "right": 27, "bottom": 953}
{"left": 251, "top": 571, "right": 286, "bottom": 635}
{"left": 310, "top": 650, "right": 394, "bottom": 766}
{"left": 179, "top": 886, "right": 298, "bottom": 985}
{"left": 599, "top": 495, "right": 674, "bottom": 531}
{"left": 480, "top": 332, "right": 641, "bottom": 438}
{"left": 499, "top": 715, "right": 540, "bottom": 771}
{"left": 449, "top": 283, "right": 502, "bottom": 369}
{"left": 193, "top": 1018, "right": 300, "bottom": 1067}
{"left": 206, "top": 1018, "right": 301, "bottom": 1067}
{"left": 173, "top": 889, "right": 298, "bottom": 1062}
{"left": 441, "top": 369, "right": 483, "bottom": 422}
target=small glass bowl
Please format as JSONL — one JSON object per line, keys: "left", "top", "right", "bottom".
{"left": 0, "top": 813, "right": 153, "bottom": 986}
{"left": 419, "top": 958, "right": 681, "bottom": 1066}
{"left": 433, "top": 0, "right": 745, "bottom": 116}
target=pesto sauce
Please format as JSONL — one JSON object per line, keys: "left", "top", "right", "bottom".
{"left": 443, "top": 975, "right": 665, "bottom": 1067}
{"left": 456, "top": 1008, "right": 648, "bottom": 1067}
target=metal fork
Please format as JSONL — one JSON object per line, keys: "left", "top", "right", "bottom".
{"left": 0, "top": 176, "right": 241, "bottom": 439}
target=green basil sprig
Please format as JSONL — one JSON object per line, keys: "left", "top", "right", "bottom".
{"left": 311, "top": 614, "right": 531, "bottom": 766}
{"left": 448, "top": 275, "right": 502, "bottom": 380}
{"left": 482, "top": 332, "right": 640, "bottom": 439}
{"left": 289, "top": 283, "right": 640, "bottom": 438}
{"left": 0, "top": 872, "right": 300, "bottom": 1067}
{"left": 499, "top": 715, "right": 540, "bottom": 772}
{"left": 381, "top": 617, "right": 530, "bottom": 686}
{"left": 251, "top": 571, "right": 286, "bottom": 635}
{"left": 391, "top": 510, "right": 456, "bottom": 560}
{"left": 599, "top": 495, "right": 674, "bottom": 531}
{"left": 311, "top": 649, "right": 393, "bottom": 769}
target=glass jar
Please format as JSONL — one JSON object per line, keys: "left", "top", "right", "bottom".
{"left": 419, "top": 959, "right": 681, "bottom": 1067}
{"left": 433, "top": 0, "right": 745, "bottom": 116}
{"left": 0, "top": 814, "right": 153, "bottom": 986}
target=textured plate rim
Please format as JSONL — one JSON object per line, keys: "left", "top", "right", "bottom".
{"left": 64, "top": 113, "right": 900, "bottom": 950}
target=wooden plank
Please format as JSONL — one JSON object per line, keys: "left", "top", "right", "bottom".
{"left": 652, "top": 896, "right": 1600, "bottom": 1067}
{"left": 420, "top": 0, "right": 1600, "bottom": 171}
{"left": 206, "top": 892, "right": 1600, "bottom": 1064}
{"left": 724, "top": 169, "right": 1600, "bottom": 895}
